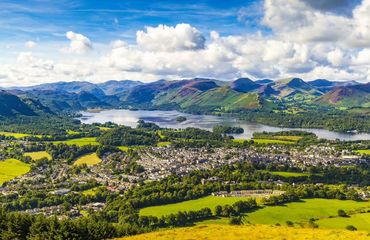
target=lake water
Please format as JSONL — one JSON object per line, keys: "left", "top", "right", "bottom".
{"left": 78, "top": 109, "right": 370, "bottom": 141}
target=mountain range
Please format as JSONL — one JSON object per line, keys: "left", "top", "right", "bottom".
{"left": 1, "top": 78, "right": 369, "bottom": 117}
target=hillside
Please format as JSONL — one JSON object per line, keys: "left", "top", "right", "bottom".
{"left": 317, "top": 83, "right": 370, "bottom": 108}
{"left": 117, "top": 224, "right": 370, "bottom": 240}
{"left": 5, "top": 78, "right": 370, "bottom": 116}
{"left": 0, "top": 90, "right": 40, "bottom": 117}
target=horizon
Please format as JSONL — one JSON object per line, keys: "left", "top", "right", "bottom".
{"left": 1, "top": 0, "right": 370, "bottom": 87}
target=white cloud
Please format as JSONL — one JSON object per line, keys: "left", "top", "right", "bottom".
{"left": 64, "top": 31, "right": 93, "bottom": 54}
{"left": 136, "top": 23, "right": 205, "bottom": 51}
{"left": 2, "top": 1, "right": 370, "bottom": 87}
{"left": 25, "top": 41, "right": 37, "bottom": 49}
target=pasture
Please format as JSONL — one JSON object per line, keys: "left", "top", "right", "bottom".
{"left": 253, "top": 139, "right": 295, "bottom": 145}
{"left": 0, "top": 159, "right": 31, "bottom": 185}
{"left": 116, "top": 224, "right": 370, "bottom": 240}
{"left": 243, "top": 199, "right": 370, "bottom": 228}
{"left": 317, "top": 212, "right": 370, "bottom": 232}
{"left": 24, "top": 151, "right": 52, "bottom": 161}
{"left": 73, "top": 153, "right": 102, "bottom": 166}
{"left": 140, "top": 196, "right": 258, "bottom": 217}
{"left": 356, "top": 149, "right": 370, "bottom": 155}
{"left": 0, "top": 131, "right": 31, "bottom": 138}
{"left": 53, "top": 137, "right": 98, "bottom": 146}
{"left": 264, "top": 171, "right": 311, "bottom": 177}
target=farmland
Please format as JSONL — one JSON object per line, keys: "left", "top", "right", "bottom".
{"left": 242, "top": 199, "right": 370, "bottom": 231}
{"left": 253, "top": 138, "right": 295, "bottom": 144}
{"left": 116, "top": 224, "right": 370, "bottom": 240}
{"left": 53, "top": 137, "right": 98, "bottom": 146}
{"left": 140, "top": 196, "right": 260, "bottom": 217}
{"left": 0, "top": 159, "right": 31, "bottom": 185}
{"left": 356, "top": 149, "right": 370, "bottom": 155}
{"left": 0, "top": 131, "right": 31, "bottom": 138}
{"left": 24, "top": 151, "right": 52, "bottom": 160}
{"left": 317, "top": 212, "right": 370, "bottom": 232}
{"left": 73, "top": 153, "right": 102, "bottom": 166}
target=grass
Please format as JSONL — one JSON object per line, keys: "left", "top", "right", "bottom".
{"left": 66, "top": 130, "right": 80, "bottom": 135}
{"left": 0, "top": 159, "right": 31, "bottom": 185}
{"left": 267, "top": 171, "right": 311, "bottom": 177}
{"left": 82, "top": 187, "right": 99, "bottom": 196}
{"left": 0, "top": 131, "right": 31, "bottom": 139}
{"left": 24, "top": 151, "right": 52, "bottom": 161}
{"left": 53, "top": 137, "right": 98, "bottom": 146}
{"left": 140, "top": 196, "right": 259, "bottom": 217}
{"left": 355, "top": 149, "right": 370, "bottom": 155}
{"left": 98, "top": 127, "right": 111, "bottom": 131}
{"left": 157, "top": 141, "right": 171, "bottom": 147}
{"left": 118, "top": 146, "right": 146, "bottom": 151}
{"left": 116, "top": 224, "right": 370, "bottom": 240}
{"left": 243, "top": 199, "right": 370, "bottom": 229}
{"left": 253, "top": 139, "right": 295, "bottom": 145}
{"left": 73, "top": 153, "right": 102, "bottom": 166}
{"left": 317, "top": 212, "right": 370, "bottom": 232}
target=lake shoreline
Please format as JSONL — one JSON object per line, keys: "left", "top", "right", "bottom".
{"left": 79, "top": 109, "right": 370, "bottom": 141}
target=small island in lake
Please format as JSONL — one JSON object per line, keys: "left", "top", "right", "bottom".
{"left": 213, "top": 125, "right": 244, "bottom": 134}
{"left": 176, "top": 116, "right": 187, "bottom": 122}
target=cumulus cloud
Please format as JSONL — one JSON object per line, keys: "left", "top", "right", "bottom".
{"left": 65, "top": 31, "right": 93, "bottom": 54}
{"left": 263, "top": 0, "right": 370, "bottom": 47}
{"left": 136, "top": 23, "right": 205, "bottom": 51}
{"left": 2, "top": 1, "right": 370, "bottom": 87}
{"left": 25, "top": 41, "right": 37, "bottom": 49}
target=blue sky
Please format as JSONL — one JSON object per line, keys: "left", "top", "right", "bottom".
{"left": 0, "top": 0, "right": 370, "bottom": 86}
{"left": 0, "top": 0, "right": 264, "bottom": 43}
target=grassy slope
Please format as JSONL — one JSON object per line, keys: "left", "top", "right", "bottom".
{"left": 140, "top": 196, "right": 258, "bottom": 217}
{"left": 73, "top": 153, "right": 102, "bottom": 166}
{"left": 53, "top": 137, "right": 98, "bottom": 146}
{"left": 317, "top": 212, "right": 370, "bottom": 232}
{"left": 0, "top": 159, "right": 30, "bottom": 185}
{"left": 0, "top": 131, "right": 33, "bottom": 138}
{"left": 243, "top": 199, "right": 370, "bottom": 228}
{"left": 116, "top": 224, "right": 370, "bottom": 240}
{"left": 356, "top": 149, "right": 370, "bottom": 155}
{"left": 24, "top": 151, "right": 52, "bottom": 160}
{"left": 179, "top": 87, "right": 261, "bottom": 111}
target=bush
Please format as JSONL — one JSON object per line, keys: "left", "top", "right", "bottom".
{"left": 229, "top": 217, "right": 242, "bottom": 225}
{"left": 338, "top": 209, "right": 348, "bottom": 217}
{"left": 286, "top": 221, "right": 294, "bottom": 227}
{"left": 346, "top": 225, "right": 357, "bottom": 231}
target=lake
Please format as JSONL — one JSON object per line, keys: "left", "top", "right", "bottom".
{"left": 78, "top": 109, "right": 370, "bottom": 141}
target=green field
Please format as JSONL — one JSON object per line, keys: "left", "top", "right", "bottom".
{"left": 82, "top": 187, "right": 100, "bottom": 196}
{"left": 267, "top": 171, "right": 311, "bottom": 177}
{"left": 317, "top": 212, "right": 370, "bottom": 232}
{"left": 118, "top": 146, "right": 146, "bottom": 151}
{"left": 253, "top": 139, "right": 295, "bottom": 145}
{"left": 53, "top": 137, "right": 98, "bottom": 146}
{"left": 140, "top": 196, "right": 258, "bottom": 217}
{"left": 0, "top": 159, "right": 31, "bottom": 185}
{"left": 24, "top": 151, "right": 52, "bottom": 161}
{"left": 242, "top": 199, "right": 370, "bottom": 231}
{"left": 0, "top": 131, "right": 31, "bottom": 138}
{"left": 356, "top": 149, "right": 370, "bottom": 155}
{"left": 73, "top": 153, "right": 102, "bottom": 166}
{"left": 66, "top": 130, "right": 81, "bottom": 135}
{"left": 157, "top": 141, "right": 171, "bottom": 147}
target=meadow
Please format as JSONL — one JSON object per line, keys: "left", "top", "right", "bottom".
{"left": 317, "top": 212, "right": 370, "bottom": 232}
{"left": 262, "top": 170, "right": 311, "bottom": 177}
{"left": 73, "top": 153, "right": 102, "bottom": 166}
{"left": 0, "top": 131, "right": 31, "bottom": 139}
{"left": 53, "top": 137, "right": 99, "bottom": 146}
{"left": 242, "top": 199, "right": 370, "bottom": 231}
{"left": 253, "top": 138, "right": 296, "bottom": 145}
{"left": 116, "top": 224, "right": 370, "bottom": 240}
{"left": 24, "top": 151, "right": 52, "bottom": 161}
{"left": 0, "top": 159, "right": 31, "bottom": 185}
{"left": 140, "top": 196, "right": 259, "bottom": 217}
{"left": 356, "top": 149, "right": 370, "bottom": 155}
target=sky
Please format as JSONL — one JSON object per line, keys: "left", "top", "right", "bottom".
{"left": 0, "top": 0, "right": 370, "bottom": 87}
